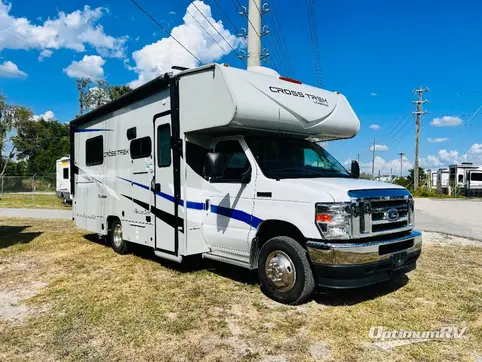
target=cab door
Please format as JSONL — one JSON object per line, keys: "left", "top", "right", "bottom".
{"left": 201, "top": 139, "right": 257, "bottom": 255}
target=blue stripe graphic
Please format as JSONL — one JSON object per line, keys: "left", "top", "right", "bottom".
{"left": 117, "top": 177, "right": 262, "bottom": 228}
{"left": 75, "top": 128, "right": 114, "bottom": 133}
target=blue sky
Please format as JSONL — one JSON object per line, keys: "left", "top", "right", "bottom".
{"left": 1, "top": 0, "right": 482, "bottom": 175}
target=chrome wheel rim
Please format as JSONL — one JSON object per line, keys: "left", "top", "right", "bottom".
{"left": 265, "top": 250, "right": 296, "bottom": 292}
{"left": 113, "top": 224, "right": 123, "bottom": 248}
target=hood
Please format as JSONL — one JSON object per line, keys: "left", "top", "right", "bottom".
{"left": 278, "top": 178, "right": 406, "bottom": 202}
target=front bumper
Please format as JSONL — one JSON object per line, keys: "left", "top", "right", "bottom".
{"left": 306, "top": 230, "right": 422, "bottom": 289}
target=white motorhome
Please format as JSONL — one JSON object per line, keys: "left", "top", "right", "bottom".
{"left": 70, "top": 64, "right": 422, "bottom": 304}
{"left": 449, "top": 163, "right": 482, "bottom": 196}
{"left": 430, "top": 170, "right": 438, "bottom": 189}
{"left": 436, "top": 168, "right": 449, "bottom": 194}
{"left": 56, "top": 156, "right": 71, "bottom": 203}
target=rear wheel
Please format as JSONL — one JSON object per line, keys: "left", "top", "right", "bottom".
{"left": 258, "top": 236, "right": 315, "bottom": 305}
{"left": 110, "top": 220, "right": 129, "bottom": 254}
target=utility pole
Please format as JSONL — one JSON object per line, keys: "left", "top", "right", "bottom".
{"left": 240, "top": 0, "right": 270, "bottom": 68}
{"left": 357, "top": 153, "right": 360, "bottom": 165}
{"left": 412, "top": 86, "right": 429, "bottom": 190}
{"left": 398, "top": 152, "right": 405, "bottom": 177}
{"left": 371, "top": 138, "right": 376, "bottom": 179}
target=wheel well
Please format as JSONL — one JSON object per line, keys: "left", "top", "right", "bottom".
{"left": 256, "top": 220, "right": 306, "bottom": 249}
{"left": 106, "top": 215, "right": 120, "bottom": 232}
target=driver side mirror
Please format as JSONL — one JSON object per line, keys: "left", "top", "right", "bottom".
{"left": 351, "top": 160, "right": 360, "bottom": 178}
{"left": 205, "top": 152, "right": 224, "bottom": 179}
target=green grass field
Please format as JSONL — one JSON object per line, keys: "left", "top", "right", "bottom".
{"left": 0, "top": 194, "right": 70, "bottom": 209}
{"left": 0, "top": 218, "right": 481, "bottom": 361}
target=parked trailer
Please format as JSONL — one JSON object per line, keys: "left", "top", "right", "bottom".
{"left": 449, "top": 163, "right": 482, "bottom": 196}
{"left": 437, "top": 168, "right": 449, "bottom": 194}
{"left": 56, "top": 156, "right": 71, "bottom": 203}
{"left": 70, "top": 64, "right": 422, "bottom": 304}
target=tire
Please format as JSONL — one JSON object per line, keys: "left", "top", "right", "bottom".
{"left": 258, "top": 236, "right": 315, "bottom": 305}
{"left": 109, "top": 220, "right": 129, "bottom": 254}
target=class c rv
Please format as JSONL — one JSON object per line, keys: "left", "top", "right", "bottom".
{"left": 70, "top": 64, "right": 422, "bottom": 304}
{"left": 56, "top": 156, "right": 71, "bottom": 203}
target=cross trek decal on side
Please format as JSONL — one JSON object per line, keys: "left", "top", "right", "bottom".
{"left": 117, "top": 177, "right": 262, "bottom": 229}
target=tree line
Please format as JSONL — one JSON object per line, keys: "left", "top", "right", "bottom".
{"left": 0, "top": 79, "right": 131, "bottom": 177}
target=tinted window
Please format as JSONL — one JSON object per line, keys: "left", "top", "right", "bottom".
{"left": 157, "top": 124, "right": 171, "bottom": 167}
{"left": 458, "top": 174, "right": 464, "bottom": 183}
{"left": 214, "top": 140, "right": 250, "bottom": 182}
{"left": 130, "top": 136, "right": 152, "bottom": 159}
{"left": 186, "top": 141, "right": 208, "bottom": 176}
{"left": 86, "top": 136, "right": 103, "bottom": 166}
{"left": 63, "top": 168, "right": 69, "bottom": 179}
{"left": 471, "top": 172, "right": 482, "bottom": 181}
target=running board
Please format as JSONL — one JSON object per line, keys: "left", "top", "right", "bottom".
{"left": 202, "top": 253, "right": 250, "bottom": 269}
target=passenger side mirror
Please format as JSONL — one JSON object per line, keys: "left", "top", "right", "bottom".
{"left": 205, "top": 152, "right": 225, "bottom": 179}
{"left": 351, "top": 160, "right": 360, "bottom": 178}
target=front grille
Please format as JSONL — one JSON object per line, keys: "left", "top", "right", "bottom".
{"left": 348, "top": 189, "right": 414, "bottom": 238}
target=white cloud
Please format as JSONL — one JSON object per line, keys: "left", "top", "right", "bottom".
{"left": 359, "top": 155, "right": 412, "bottom": 176}
{"left": 64, "top": 55, "right": 105, "bottom": 79}
{"left": 168, "top": 11, "right": 177, "bottom": 15}
{"left": 370, "top": 144, "right": 389, "bottom": 151}
{"left": 438, "top": 149, "right": 459, "bottom": 163}
{"left": 369, "top": 124, "right": 380, "bottom": 130}
{"left": 427, "top": 137, "right": 449, "bottom": 143}
{"left": 38, "top": 49, "right": 53, "bottom": 61}
{"left": 430, "top": 116, "right": 463, "bottom": 127}
{"left": 370, "top": 92, "right": 378, "bottom": 96}
{"left": 422, "top": 144, "right": 482, "bottom": 169}
{"left": 129, "top": 0, "right": 244, "bottom": 88}
{"left": 0, "top": 2, "right": 127, "bottom": 58}
{"left": 33, "top": 110, "right": 55, "bottom": 121}
{"left": 0, "top": 60, "right": 27, "bottom": 77}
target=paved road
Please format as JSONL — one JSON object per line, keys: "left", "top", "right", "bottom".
{"left": 0, "top": 208, "right": 71, "bottom": 220}
{"left": 415, "top": 198, "right": 482, "bottom": 241}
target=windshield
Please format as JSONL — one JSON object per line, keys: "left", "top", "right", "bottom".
{"left": 245, "top": 136, "right": 353, "bottom": 179}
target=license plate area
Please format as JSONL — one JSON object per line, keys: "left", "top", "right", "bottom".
{"left": 391, "top": 251, "right": 408, "bottom": 270}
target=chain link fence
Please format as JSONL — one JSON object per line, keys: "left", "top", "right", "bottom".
{"left": 0, "top": 174, "right": 56, "bottom": 194}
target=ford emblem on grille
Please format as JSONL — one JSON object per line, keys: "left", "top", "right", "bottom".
{"left": 385, "top": 208, "right": 400, "bottom": 222}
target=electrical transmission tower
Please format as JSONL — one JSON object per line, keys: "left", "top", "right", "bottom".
{"left": 412, "top": 86, "right": 429, "bottom": 190}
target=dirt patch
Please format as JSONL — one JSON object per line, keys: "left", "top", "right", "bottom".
{"left": 0, "top": 281, "right": 48, "bottom": 323}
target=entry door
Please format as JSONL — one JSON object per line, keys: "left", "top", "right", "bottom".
{"left": 154, "top": 116, "right": 179, "bottom": 254}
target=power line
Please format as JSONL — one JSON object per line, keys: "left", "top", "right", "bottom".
{"left": 186, "top": 8, "right": 228, "bottom": 54}
{"left": 128, "top": 0, "right": 201, "bottom": 63}
{"left": 191, "top": 1, "right": 238, "bottom": 55}
{"left": 212, "top": 0, "right": 248, "bottom": 49}
{"left": 270, "top": 7, "right": 297, "bottom": 78}
{"left": 304, "top": 0, "right": 323, "bottom": 87}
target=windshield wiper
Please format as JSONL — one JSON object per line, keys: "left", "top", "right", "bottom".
{"left": 268, "top": 168, "right": 328, "bottom": 177}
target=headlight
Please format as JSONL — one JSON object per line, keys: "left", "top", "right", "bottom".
{"left": 315, "top": 203, "right": 351, "bottom": 240}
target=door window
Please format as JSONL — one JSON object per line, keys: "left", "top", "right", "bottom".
{"left": 157, "top": 124, "right": 171, "bottom": 167}
{"left": 63, "top": 168, "right": 69, "bottom": 179}
{"left": 214, "top": 140, "right": 250, "bottom": 183}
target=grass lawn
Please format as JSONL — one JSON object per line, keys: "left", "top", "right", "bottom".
{"left": 0, "top": 194, "right": 70, "bottom": 209}
{"left": 0, "top": 218, "right": 481, "bottom": 361}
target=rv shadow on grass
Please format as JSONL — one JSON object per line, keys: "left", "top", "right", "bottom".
{"left": 313, "top": 275, "right": 409, "bottom": 306}
{"left": 0, "top": 225, "right": 43, "bottom": 249}
{"left": 82, "top": 234, "right": 259, "bottom": 286}
{"left": 83, "top": 233, "right": 408, "bottom": 304}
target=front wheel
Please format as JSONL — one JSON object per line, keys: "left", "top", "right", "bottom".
{"left": 258, "top": 236, "right": 315, "bottom": 305}
{"left": 110, "top": 220, "right": 129, "bottom": 254}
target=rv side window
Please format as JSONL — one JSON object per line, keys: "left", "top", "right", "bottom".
{"left": 214, "top": 141, "right": 250, "bottom": 183}
{"left": 85, "top": 136, "right": 103, "bottom": 166}
{"left": 471, "top": 172, "right": 482, "bottom": 181}
{"left": 63, "top": 168, "right": 69, "bottom": 179}
{"left": 130, "top": 136, "right": 152, "bottom": 159}
{"left": 458, "top": 175, "right": 464, "bottom": 183}
{"left": 157, "top": 124, "right": 171, "bottom": 167}
{"left": 186, "top": 141, "right": 208, "bottom": 176}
